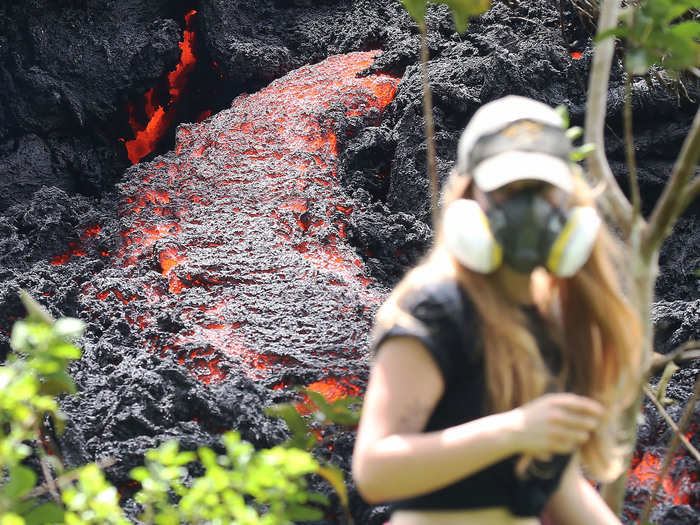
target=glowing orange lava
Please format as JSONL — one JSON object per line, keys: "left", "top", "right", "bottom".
{"left": 124, "top": 10, "right": 198, "bottom": 164}
{"left": 50, "top": 224, "right": 102, "bottom": 265}
{"left": 308, "top": 376, "right": 362, "bottom": 402}
{"left": 88, "top": 51, "right": 398, "bottom": 388}
{"left": 295, "top": 377, "right": 362, "bottom": 417}
{"left": 628, "top": 450, "right": 698, "bottom": 506}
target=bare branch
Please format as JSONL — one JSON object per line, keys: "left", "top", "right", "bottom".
{"left": 419, "top": 22, "right": 440, "bottom": 230}
{"left": 643, "top": 385, "right": 700, "bottom": 463}
{"left": 624, "top": 75, "right": 642, "bottom": 216}
{"left": 639, "top": 374, "right": 700, "bottom": 523}
{"left": 650, "top": 341, "right": 700, "bottom": 373}
{"left": 27, "top": 457, "right": 116, "bottom": 500}
{"left": 679, "top": 174, "right": 700, "bottom": 214}
{"left": 39, "top": 453, "right": 61, "bottom": 504}
{"left": 584, "top": 0, "right": 633, "bottom": 232}
{"left": 643, "top": 107, "right": 700, "bottom": 256}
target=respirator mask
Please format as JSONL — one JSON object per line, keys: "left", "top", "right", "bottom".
{"left": 443, "top": 98, "right": 602, "bottom": 278}
{"left": 443, "top": 188, "right": 601, "bottom": 277}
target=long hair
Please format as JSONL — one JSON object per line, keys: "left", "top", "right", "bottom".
{"left": 374, "top": 168, "right": 642, "bottom": 482}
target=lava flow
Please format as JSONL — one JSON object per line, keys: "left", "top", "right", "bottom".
{"left": 626, "top": 447, "right": 699, "bottom": 518}
{"left": 80, "top": 51, "right": 398, "bottom": 398}
{"left": 123, "top": 10, "right": 198, "bottom": 164}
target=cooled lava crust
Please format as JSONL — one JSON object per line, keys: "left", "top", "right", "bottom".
{"left": 0, "top": 1, "right": 698, "bottom": 523}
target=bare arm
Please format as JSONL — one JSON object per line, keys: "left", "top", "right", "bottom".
{"left": 544, "top": 456, "right": 621, "bottom": 525}
{"left": 351, "top": 336, "right": 519, "bottom": 503}
{"left": 351, "top": 337, "right": 604, "bottom": 504}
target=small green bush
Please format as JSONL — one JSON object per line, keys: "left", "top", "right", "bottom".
{"left": 0, "top": 294, "right": 341, "bottom": 525}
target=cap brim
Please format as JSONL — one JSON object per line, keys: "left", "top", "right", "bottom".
{"left": 472, "top": 151, "right": 574, "bottom": 193}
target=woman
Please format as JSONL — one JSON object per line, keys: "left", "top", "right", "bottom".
{"left": 352, "top": 96, "right": 642, "bottom": 525}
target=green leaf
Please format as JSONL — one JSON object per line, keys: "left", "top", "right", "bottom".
{"left": 38, "top": 370, "right": 76, "bottom": 396}
{"left": 48, "top": 343, "right": 82, "bottom": 360}
{"left": 594, "top": 27, "right": 628, "bottom": 44}
{"left": 670, "top": 20, "right": 700, "bottom": 41}
{"left": 53, "top": 318, "right": 85, "bottom": 341}
{"left": 198, "top": 446, "right": 218, "bottom": 468}
{"left": 306, "top": 491, "right": 331, "bottom": 506}
{"left": 264, "top": 404, "right": 316, "bottom": 450}
{"left": 130, "top": 466, "right": 149, "bottom": 482}
{"left": 440, "top": 0, "right": 491, "bottom": 33}
{"left": 32, "top": 359, "right": 61, "bottom": 375}
{"left": 571, "top": 143, "right": 596, "bottom": 162}
{"left": 566, "top": 126, "right": 583, "bottom": 141}
{"left": 301, "top": 390, "right": 362, "bottom": 427}
{"left": 316, "top": 464, "right": 348, "bottom": 507}
{"left": 0, "top": 514, "right": 26, "bottom": 525}
{"left": 9, "top": 501, "right": 34, "bottom": 517}
{"left": 10, "top": 322, "right": 31, "bottom": 352}
{"left": 626, "top": 48, "right": 651, "bottom": 75}
{"left": 286, "top": 504, "right": 324, "bottom": 521}
{"left": 19, "top": 291, "right": 54, "bottom": 325}
{"left": 666, "top": 3, "right": 698, "bottom": 23}
{"left": 2, "top": 466, "right": 38, "bottom": 501}
{"left": 22, "top": 503, "right": 65, "bottom": 525}
{"left": 401, "top": 0, "right": 428, "bottom": 23}
{"left": 656, "top": 32, "right": 700, "bottom": 70}
{"left": 554, "top": 105, "right": 569, "bottom": 129}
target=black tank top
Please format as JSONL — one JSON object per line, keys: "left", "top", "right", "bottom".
{"left": 370, "top": 279, "right": 570, "bottom": 517}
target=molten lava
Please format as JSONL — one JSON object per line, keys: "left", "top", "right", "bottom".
{"left": 50, "top": 224, "right": 101, "bottom": 265}
{"left": 628, "top": 449, "right": 699, "bottom": 508}
{"left": 83, "top": 51, "right": 399, "bottom": 390}
{"left": 124, "top": 10, "right": 198, "bottom": 164}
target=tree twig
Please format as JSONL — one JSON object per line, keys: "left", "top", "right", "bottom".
{"left": 418, "top": 21, "right": 440, "bottom": 231}
{"left": 642, "top": 107, "right": 700, "bottom": 257}
{"left": 39, "top": 453, "right": 61, "bottom": 504}
{"left": 643, "top": 385, "right": 700, "bottom": 463}
{"left": 584, "top": 0, "right": 633, "bottom": 234}
{"left": 27, "top": 457, "right": 116, "bottom": 499}
{"left": 624, "top": 74, "right": 641, "bottom": 217}
{"left": 639, "top": 373, "right": 700, "bottom": 524}
{"left": 650, "top": 341, "right": 700, "bottom": 373}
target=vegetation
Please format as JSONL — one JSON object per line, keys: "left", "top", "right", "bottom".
{"left": 0, "top": 293, "right": 358, "bottom": 525}
{"left": 401, "top": 0, "right": 700, "bottom": 521}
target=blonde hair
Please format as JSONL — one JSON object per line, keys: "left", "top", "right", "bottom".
{"left": 374, "top": 168, "right": 642, "bottom": 482}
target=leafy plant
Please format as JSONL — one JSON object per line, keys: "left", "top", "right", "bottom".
{"left": 0, "top": 292, "right": 84, "bottom": 525}
{"left": 266, "top": 388, "right": 362, "bottom": 524}
{"left": 1, "top": 297, "right": 334, "bottom": 525}
{"left": 596, "top": 0, "right": 700, "bottom": 75}
{"left": 554, "top": 105, "right": 596, "bottom": 162}
{"left": 62, "top": 465, "right": 129, "bottom": 525}
{"left": 131, "top": 434, "right": 326, "bottom": 525}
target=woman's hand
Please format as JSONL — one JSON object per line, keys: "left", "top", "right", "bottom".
{"left": 509, "top": 393, "right": 604, "bottom": 458}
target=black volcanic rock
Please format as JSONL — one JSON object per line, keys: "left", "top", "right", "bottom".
{"left": 0, "top": 0, "right": 184, "bottom": 209}
{"left": 196, "top": 0, "right": 410, "bottom": 93}
{"left": 0, "top": 1, "right": 698, "bottom": 523}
